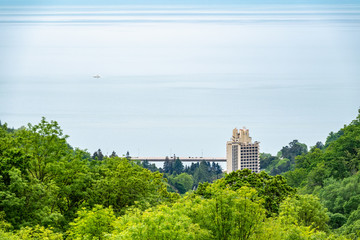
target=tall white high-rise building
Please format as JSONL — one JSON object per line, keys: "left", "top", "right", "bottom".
{"left": 226, "top": 127, "right": 260, "bottom": 173}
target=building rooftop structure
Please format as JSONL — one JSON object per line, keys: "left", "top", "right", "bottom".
{"left": 226, "top": 127, "right": 260, "bottom": 173}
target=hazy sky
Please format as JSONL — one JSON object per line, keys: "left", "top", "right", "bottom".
{"left": 1, "top": 0, "right": 360, "bottom": 6}
{"left": 1, "top": 2, "right": 359, "bottom": 158}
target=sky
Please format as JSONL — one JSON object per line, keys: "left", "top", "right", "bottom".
{"left": 1, "top": 0, "right": 360, "bottom": 6}
{"left": 0, "top": 1, "right": 359, "bottom": 158}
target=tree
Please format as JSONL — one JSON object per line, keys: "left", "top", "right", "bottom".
{"left": 215, "top": 163, "right": 222, "bottom": 179}
{"left": 328, "top": 213, "right": 347, "bottom": 229}
{"left": 16, "top": 117, "right": 72, "bottom": 183}
{"left": 89, "top": 157, "right": 173, "bottom": 214}
{"left": 173, "top": 158, "right": 184, "bottom": 175}
{"left": 193, "top": 161, "right": 212, "bottom": 186}
{"left": 325, "top": 130, "right": 344, "bottom": 148}
{"left": 17, "top": 225, "right": 63, "bottom": 240}
{"left": 324, "top": 113, "right": 360, "bottom": 178}
{"left": 307, "top": 162, "right": 330, "bottom": 189}
{"left": 186, "top": 187, "right": 266, "bottom": 240}
{"left": 92, "top": 149, "right": 104, "bottom": 161}
{"left": 260, "top": 153, "right": 279, "bottom": 170}
{"left": 319, "top": 172, "right": 360, "bottom": 223}
{"left": 295, "top": 147, "right": 323, "bottom": 170}
{"left": 125, "top": 151, "right": 131, "bottom": 160}
{"left": 169, "top": 173, "right": 194, "bottom": 194}
{"left": 0, "top": 118, "right": 75, "bottom": 229}
{"left": 92, "top": 151, "right": 98, "bottom": 160}
{"left": 52, "top": 149, "right": 94, "bottom": 228}
{"left": 110, "top": 151, "right": 118, "bottom": 158}
{"left": 314, "top": 141, "right": 325, "bottom": 150}
{"left": 197, "top": 169, "right": 296, "bottom": 215}
{"left": 111, "top": 205, "right": 211, "bottom": 240}
{"left": 67, "top": 205, "right": 116, "bottom": 240}
{"left": 282, "top": 168, "right": 307, "bottom": 188}
{"left": 279, "top": 194, "right": 329, "bottom": 232}
{"left": 163, "top": 156, "right": 173, "bottom": 174}
{"left": 142, "top": 160, "right": 150, "bottom": 169}
{"left": 281, "top": 140, "right": 308, "bottom": 164}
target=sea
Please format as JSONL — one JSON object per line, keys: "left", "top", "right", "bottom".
{"left": 0, "top": 4, "right": 359, "bottom": 165}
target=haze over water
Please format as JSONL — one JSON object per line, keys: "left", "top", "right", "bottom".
{"left": 1, "top": 4, "right": 360, "bottom": 158}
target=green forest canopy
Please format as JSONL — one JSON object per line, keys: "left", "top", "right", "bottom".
{"left": 0, "top": 109, "right": 359, "bottom": 239}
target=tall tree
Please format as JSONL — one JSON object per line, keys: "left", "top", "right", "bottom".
{"left": 173, "top": 158, "right": 184, "bottom": 175}
{"left": 110, "top": 151, "right": 118, "bottom": 158}
{"left": 163, "top": 156, "right": 173, "bottom": 174}
{"left": 281, "top": 140, "right": 308, "bottom": 164}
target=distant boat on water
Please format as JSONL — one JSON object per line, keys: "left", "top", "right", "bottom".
{"left": 93, "top": 75, "right": 101, "bottom": 78}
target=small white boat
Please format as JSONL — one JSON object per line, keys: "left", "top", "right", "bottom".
{"left": 93, "top": 75, "right": 101, "bottom": 78}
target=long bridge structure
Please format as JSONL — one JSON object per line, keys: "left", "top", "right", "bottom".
{"left": 131, "top": 156, "right": 226, "bottom": 162}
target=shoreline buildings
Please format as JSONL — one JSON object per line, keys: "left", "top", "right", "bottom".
{"left": 226, "top": 127, "right": 260, "bottom": 173}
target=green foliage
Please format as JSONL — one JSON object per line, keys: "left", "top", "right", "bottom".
{"left": 163, "top": 160, "right": 223, "bottom": 194}
{"left": 173, "top": 158, "right": 184, "bottom": 175}
{"left": 188, "top": 187, "right": 266, "bottom": 240}
{"left": 140, "top": 160, "right": 158, "bottom": 172}
{"left": 0, "top": 118, "right": 175, "bottom": 233}
{"left": 167, "top": 173, "right": 194, "bottom": 194}
{"left": 319, "top": 173, "right": 360, "bottom": 222}
{"left": 193, "top": 161, "right": 213, "bottom": 185}
{"left": 0, "top": 119, "right": 96, "bottom": 230}
{"left": 279, "top": 194, "right": 329, "bottom": 232}
{"left": 92, "top": 149, "right": 104, "bottom": 161}
{"left": 18, "top": 117, "right": 71, "bottom": 183}
{"left": 52, "top": 149, "right": 93, "bottom": 228}
{"left": 260, "top": 139, "right": 307, "bottom": 175}
{"left": 252, "top": 216, "right": 347, "bottom": 240}
{"left": 111, "top": 205, "right": 211, "bottom": 240}
{"left": 16, "top": 225, "right": 63, "bottom": 240}
{"left": 325, "top": 118, "right": 360, "bottom": 178}
{"left": 325, "top": 130, "right": 344, "bottom": 148}
{"left": 260, "top": 152, "right": 277, "bottom": 170}
{"left": 163, "top": 156, "right": 173, "bottom": 173}
{"left": 2, "top": 111, "right": 360, "bottom": 239}
{"left": 276, "top": 109, "right": 360, "bottom": 236}
{"left": 67, "top": 205, "right": 115, "bottom": 240}
{"left": 295, "top": 147, "right": 324, "bottom": 171}
{"left": 307, "top": 162, "right": 330, "bottom": 190}
{"left": 281, "top": 140, "right": 308, "bottom": 163}
{"left": 282, "top": 168, "right": 308, "bottom": 188}
{"left": 89, "top": 157, "right": 172, "bottom": 214}
{"left": 0, "top": 230, "right": 18, "bottom": 240}
{"left": 328, "top": 213, "right": 346, "bottom": 229}
{"left": 339, "top": 209, "right": 360, "bottom": 239}
{"left": 198, "top": 169, "right": 295, "bottom": 215}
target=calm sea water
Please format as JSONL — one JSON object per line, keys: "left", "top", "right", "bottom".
{"left": 1, "top": 5, "right": 360, "bottom": 159}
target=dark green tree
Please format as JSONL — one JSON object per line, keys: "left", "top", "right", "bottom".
{"left": 92, "top": 149, "right": 104, "bottom": 161}
{"left": 314, "top": 141, "right": 325, "bottom": 150}
{"left": 163, "top": 156, "right": 173, "bottom": 174}
{"left": 125, "top": 151, "right": 131, "bottom": 160}
{"left": 110, "top": 151, "right": 118, "bottom": 158}
{"left": 325, "top": 130, "right": 344, "bottom": 148}
{"left": 173, "top": 158, "right": 184, "bottom": 175}
{"left": 281, "top": 140, "right": 308, "bottom": 164}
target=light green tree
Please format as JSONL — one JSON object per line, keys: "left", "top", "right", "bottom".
{"left": 16, "top": 225, "right": 63, "bottom": 240}
{"left": 67, "top": 205, "right": 116, "bottom": 240}
{"left": 186, "top": 186, "right": 266, "bottom": 240}
{"left": 110, "top": 205, "right": 211, "bottom": 240}
{"left": 279, "top": 194, "right": 329, "bottom": 232}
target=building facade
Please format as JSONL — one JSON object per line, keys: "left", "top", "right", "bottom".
{"left": 226, "top": 127, "right": 260, "bottom": 173}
